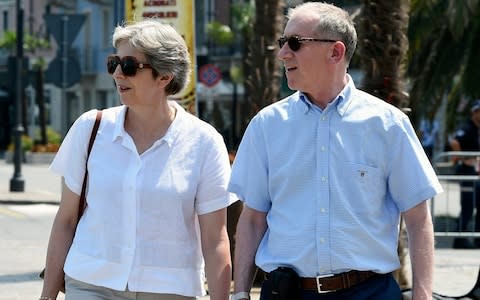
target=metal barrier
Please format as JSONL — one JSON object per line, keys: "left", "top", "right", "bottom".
{"left": 432, "top": 151, "right": 480, "bottom": 238}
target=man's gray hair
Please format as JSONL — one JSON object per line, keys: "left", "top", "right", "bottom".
{"left": 288, "top": 2, "right": 357, "bottom": 65}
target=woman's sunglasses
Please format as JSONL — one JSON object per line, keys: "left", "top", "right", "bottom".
{"left": 277, "top": 35, "right": 337, "bottom": 51}
{"left": 106, "top": 55, "right": 152, "bottom": 76}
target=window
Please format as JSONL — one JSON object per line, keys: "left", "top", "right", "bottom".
{"left": 83, "top": 12, "right": 92, "bottom": 72}
{"left": 83, "top": 90, "right": 92, "bottom": 110}
{"left": 3, "top": 10, "right": 8, "bottom": 31}
{"left": 96, "top": 91, "right": 107, "bottom": 109}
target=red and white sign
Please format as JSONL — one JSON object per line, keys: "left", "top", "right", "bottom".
{"left": 199, "top": 64, "right": 222, "bottom": 87}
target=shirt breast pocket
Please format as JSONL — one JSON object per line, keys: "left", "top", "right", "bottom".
{"left": 339, "top": 162, "right": 385, "bottom": 213}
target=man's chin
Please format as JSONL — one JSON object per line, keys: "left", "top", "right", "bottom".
{"left": 286, "top": 80, "right": 298, "bottom": 91}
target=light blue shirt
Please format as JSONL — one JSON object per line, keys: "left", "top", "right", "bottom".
{"left": 228, "top": 76, "right": 442, "bottom": 277}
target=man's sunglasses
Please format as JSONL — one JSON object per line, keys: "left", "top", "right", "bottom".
{"left": 277, "top": 35, "right": 337, "bottom": 51}
{"left": 106, "top": 55, "right": 152, "bottom": 76}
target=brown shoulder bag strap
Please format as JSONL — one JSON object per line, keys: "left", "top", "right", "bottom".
{"left": 77, "top": 110, "right": 102, "bottom": 221}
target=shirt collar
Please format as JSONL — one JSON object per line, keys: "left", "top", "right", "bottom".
{"left": 336, "top": 74, "right": 355, "bottom": 116}
{"left": 298, "top": 74, "right": 356, "bottom": 116}
{"left": 112, "top": 102, "right": 182, "bottom": 148}
{"left": 163, "top": 101, "right": 183, "bottom": 147}
{"left": 112, "top": 105, "right": 127, "bottom": 142}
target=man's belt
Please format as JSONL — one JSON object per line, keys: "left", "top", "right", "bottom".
{"left": 301, "top": 270, "right": 379, "bottom": 293}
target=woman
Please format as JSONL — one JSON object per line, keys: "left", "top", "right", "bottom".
{"left": 40, "top": 19, "right": 233, "bottom": 300}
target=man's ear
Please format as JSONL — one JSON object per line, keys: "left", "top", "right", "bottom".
{"left": 329, "top": 41, "right": 346, "bottom": 64}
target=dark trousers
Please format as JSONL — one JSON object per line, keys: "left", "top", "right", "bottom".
{"left": 259, "top": 273, "right": 401, "bottom": 300}
{"left": 456, "top": 164, "right": 480, "bottom": 232}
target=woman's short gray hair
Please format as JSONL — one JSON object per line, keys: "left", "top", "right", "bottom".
{"left": 288, "top": 2, "right": 357, "bottom": 65}
{"left": 112, "top": 19, "right": 191, "bottom": 95}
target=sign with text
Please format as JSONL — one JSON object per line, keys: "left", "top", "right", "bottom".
{"left": 125, "top": 0, "right": 197, "bottom": 114}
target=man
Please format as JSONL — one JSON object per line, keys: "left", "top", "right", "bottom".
{"left": 449, "top": 100, "right": 480, "bottom": 249}
{"left": 419, "top": 113, "right": 439, "bottom": 160}
{"left": 228, "top": 2, "right": 442, "bottom": 300}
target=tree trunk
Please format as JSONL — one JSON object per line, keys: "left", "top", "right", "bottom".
{"left": 358, "top": 0, "right": 410, "bottom": 289}
{"left": 359, "top": 0, "right": 410, "bottom": 110}
{"left": 244, "top": 0, "right": 285, "bottom": 122}
{"left": 230, "top": 0, "right": 285, "bottom": 284}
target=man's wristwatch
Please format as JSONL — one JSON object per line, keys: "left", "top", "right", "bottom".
{"left": 231, "top": 291, "right": 250, "bottom": 300}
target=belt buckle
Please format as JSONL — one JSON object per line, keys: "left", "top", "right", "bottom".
{"left": 316, "top": 273, "right": 335, "bottom": 294}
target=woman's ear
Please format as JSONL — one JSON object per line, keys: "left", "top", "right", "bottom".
{"left": 157, "top": 74, "right": 173, "bottom": 88}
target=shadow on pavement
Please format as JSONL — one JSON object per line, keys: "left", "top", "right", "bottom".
{"left": 0, "top": 271, "right": 42, "bottom": 283}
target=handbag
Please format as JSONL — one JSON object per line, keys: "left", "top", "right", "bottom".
{"left": 39, "top": 110, "right": 103, "bottom": 293}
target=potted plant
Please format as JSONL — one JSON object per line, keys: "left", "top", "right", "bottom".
{"left": 5, "top": 127, "right": 61, "bottom": 164}
{"left": 5, "top": 134, "right": 33, "bottom": 163}
{"left": 27, "top": 127, "right": 61, "bottom": 164}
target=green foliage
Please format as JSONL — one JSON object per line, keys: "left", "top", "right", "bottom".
{"left": 230, "top": 65, "right": 244, "bottom": 84}
{"left": 206, "top": 2, "right": 255, "bottom": 47}
{"left": 28, "top": 127, "right": 62, "bottom": 152}
{"left": 7, "top": 128, "right": 61, "bottom": 153}
{"left": 24, "top": 33, "right": 50, "bottom": 53}
{"left": 32, "top": 127, "right": 61, "bottom": 144}
{"left": 408, "top": 0, "right": 480, "bottom": 131}
{"left": 22, "top": 135, "right": 34, "bottom": 151}
{"left": 7, "top": 135, "right": 33, "bottom": 152}
{"left": 206, "top": 21, "right": 234, "bottom": 46}
{"left": 45, "top": 127, "right": 61, "bottom": 145}
{"left": 0, "top": 30, "right": 50, "bottom": 55}
{"left": 31, "top": 57, "right": 47, "bottom": 71}
{"left": 231, "top": 2, "right": 255, "bottom": 35}
{"left": 0, "top": 31, "right": 17, "bottom": 52}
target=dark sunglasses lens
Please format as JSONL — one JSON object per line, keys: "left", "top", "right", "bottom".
{"left": 287, "top": 36, "right": 301, "bottom": 51}
{"left": 278, "top": 37, "right": 286, "bottom": 49}
{"left": 121, "top": 57, "right": 138, "bottom": 76}
{"left": 107, "top": 57, "right": 119, "bottom": 74}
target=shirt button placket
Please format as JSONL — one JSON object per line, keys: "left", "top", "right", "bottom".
{"left": 316, "top": 112, "right": 330, "bottom": 270}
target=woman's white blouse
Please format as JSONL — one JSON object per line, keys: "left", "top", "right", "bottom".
{"left": 50, "top": 103, "right": 235, "bottom": 296}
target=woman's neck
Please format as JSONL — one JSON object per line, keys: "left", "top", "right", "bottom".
{"left": 124, "top": 103, "right": 176, "bottom": 154}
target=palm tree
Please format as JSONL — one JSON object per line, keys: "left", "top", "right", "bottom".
{"left": 357, "top": 0, "right": 410, "bottom": 288}
{"left": 407, "top": 0, "right": 480, "bottom": 133}
{"left": 204, "top": 1, "right": 285, "bottom": 280}
{"left": 358, "top": 0, "right": 410, "bottom": 111}
{"left": 243, "top": 0, "right": 285, "bottom": 123}
{"left": 227, "top": 0, "right": 286, "bottom": 283}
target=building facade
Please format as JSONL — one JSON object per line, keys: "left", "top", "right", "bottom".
{"left": 0, "top": 0, "right": 245, "bottom": 151}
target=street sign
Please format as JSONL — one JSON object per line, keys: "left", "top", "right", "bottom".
{"left": 199, "top": 64, "right": 221, "bottom": 87}
{"left": 45, "top": 56, "right": 81, "bottom": 88}
{"left": 44, "top": 14, "right": 86, "bottom": 48}
{"left": 44, "top": 14, "right": 85, "bottom": 88}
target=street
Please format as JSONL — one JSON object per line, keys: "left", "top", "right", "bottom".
{"left": 0, "top": 203, "right": 62, "bottom": 300}
{"left": 0, "top": 160, "right": 479, "bottom": 299}
{"left": 0, "top": 200, "right": 259, "bottom": 300}
{"left": 0, "top": 160, "right": 257, "bottom": 300}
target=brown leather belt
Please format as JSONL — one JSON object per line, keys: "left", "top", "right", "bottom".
{"left": 302, "top": 270, "right": 378, "bottom": 293}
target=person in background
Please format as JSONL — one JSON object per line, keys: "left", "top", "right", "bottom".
{"left": 228, "top": 2, "right": 442, "bottom": 300}
{"left": 40, "top": 19, "right": 233, "bottom": 300}
{"left": 449, "top": 99, "right": 480, "bottom": 249}
{"left": 419, "top": 113, "right": 439, "bottom": 160}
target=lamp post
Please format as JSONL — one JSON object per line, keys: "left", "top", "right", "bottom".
{"left": 10, "top": 0, "right": 25, "bottom": 192}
